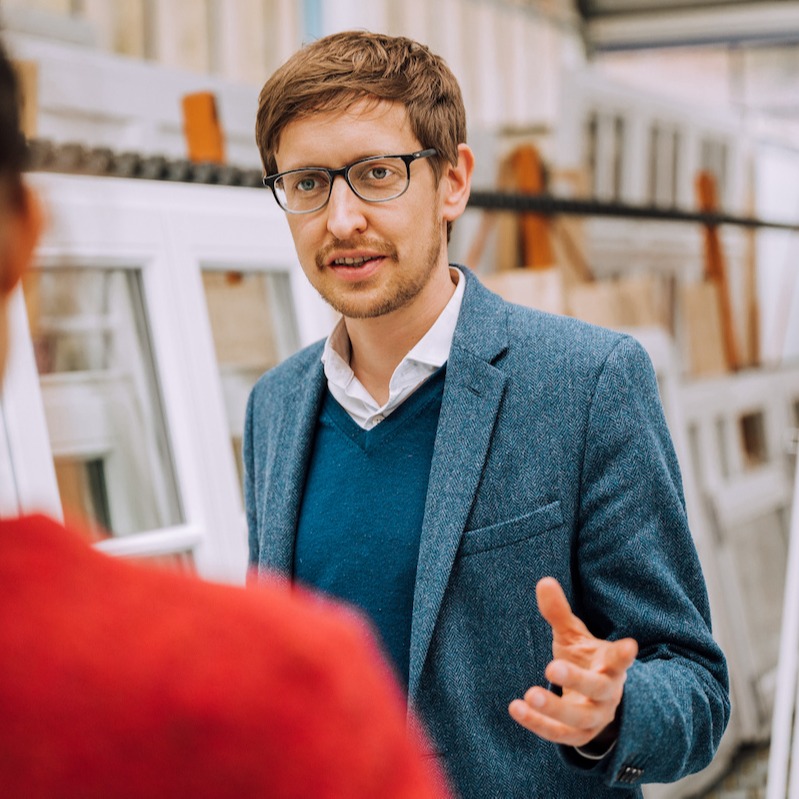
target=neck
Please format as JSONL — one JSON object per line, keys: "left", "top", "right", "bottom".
{"left": 346, "top": 264, "right": 456, "bottom": 405}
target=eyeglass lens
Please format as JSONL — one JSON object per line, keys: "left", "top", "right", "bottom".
{"left": 275, "top": 156, "right": 409, "bottom": 212}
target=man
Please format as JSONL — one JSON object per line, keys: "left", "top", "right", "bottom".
{"left": 0, "top": 39, "right": 450, "bottom": 799}
{"left": 246, "top": 30, "right": 730, "bottom": 798}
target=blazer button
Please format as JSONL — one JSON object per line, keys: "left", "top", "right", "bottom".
{"left": 617, "top": 764, "right": 644, "bottom": 784}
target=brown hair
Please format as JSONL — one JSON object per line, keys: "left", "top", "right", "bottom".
{"left": 0, "top": 38, "right": 27, "bottom": 208}
{"left": 255, "top": 30, "right": 466, "bottom": 182}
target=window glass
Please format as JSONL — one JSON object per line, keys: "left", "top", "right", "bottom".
{"left": 729, "top": 507, "right": 786, "bottom": 683}
{"left": 700, "top": 137, "right": 729, "bottom": 207}
{"left": 201, "top": 269, "right": 299, "bottom": 493}
{"left": 649, "top": 124, "right": 680, "bottom": 207}
{"left": 22, "top": 266, "right": 183, "bottom": 539}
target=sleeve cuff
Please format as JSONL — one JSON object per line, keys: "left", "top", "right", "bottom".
{"left": 573, "top": 737, "right": 617, "bottom": 762}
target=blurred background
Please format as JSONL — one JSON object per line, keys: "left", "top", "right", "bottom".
{"left": 1, "top": 1, "right": 799, "bottom": 797}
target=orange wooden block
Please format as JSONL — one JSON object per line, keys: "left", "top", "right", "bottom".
{"left": 510, "top": 144, "right": 554, "bottom": 270}
{"left": 181, "top": 91, "right": 225, "bottom": 164}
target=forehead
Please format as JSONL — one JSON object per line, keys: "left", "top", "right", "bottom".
{"left": 275, "top": 99, "right": 420, "bottom": 171}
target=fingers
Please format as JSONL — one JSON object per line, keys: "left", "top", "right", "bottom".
{"left": 508, "top": 634, "right": 639, "bottom": 746}
{"left": 508, "top": 692, "right": 607, "bottom": 747}
{"left": 535, "top": 577, "right": 589, "bottom": 641}
{"left": 526, "top": 578, "right": 639, "bottom": 745}
{"left": 545, "top": 660, "right": 616, "bottom": 703}
{"left": 509, "top": 671, "right": 622, "bottom": 747}
{"left": 546, "top": 637, "right": 637, "bottom": 696}
{"left": 535, "top": 577, "right": 571, "bottom": 628}
{"left": 509, "top": 697, "right": 588, "bottom": 746}
{"left": 605, "top": 637, "right": 638, "bottom": 675}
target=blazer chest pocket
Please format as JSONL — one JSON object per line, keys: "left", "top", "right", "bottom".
{"left": 460, "top": 500, "right": 563, "bottom": 557}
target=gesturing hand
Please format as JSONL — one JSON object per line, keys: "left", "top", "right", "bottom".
{"left": 508, "top": 577, "right": 638, "bottom": 750}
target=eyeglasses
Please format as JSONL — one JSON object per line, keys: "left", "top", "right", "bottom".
{"left": 263, "top": 149, "right": 438, "bottom": 214}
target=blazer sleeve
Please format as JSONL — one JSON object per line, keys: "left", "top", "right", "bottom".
{"left": 243, "top": 386, "right": 260, "bottom": 570}
{"left": 560, "top": 335, "right": 730, "bottom": 788}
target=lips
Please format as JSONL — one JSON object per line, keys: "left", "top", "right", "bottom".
{"left": 326, "top": 256, "right": 385, "bottom": 283}
{"left": 331, "top": 255, "right": 381, "bottom": 267}
{"left": 317, "top": 238, "right": 397, "bottom": 270}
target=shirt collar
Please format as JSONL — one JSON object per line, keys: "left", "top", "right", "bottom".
{"left": 321, "top": 267, "right": 464, "bottom": 424}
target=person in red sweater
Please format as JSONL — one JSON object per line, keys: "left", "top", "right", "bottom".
{"left": 0, "top": 39, "right": 450, "bottom": 799}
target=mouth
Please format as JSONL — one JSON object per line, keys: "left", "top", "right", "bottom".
{"left": 317, "top": 239, "right": 397, "bottom": 282}
{"left": 324, "top": 252, "right": 387, "bottom": 283}
{"left": 330, "top": 255, "right": 383, "bottom": 267}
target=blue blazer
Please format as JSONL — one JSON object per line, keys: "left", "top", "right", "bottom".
{"left": 244, "top": 267, "right": 729, "bottom": 798}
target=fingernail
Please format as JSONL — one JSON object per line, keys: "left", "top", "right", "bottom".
{"left": 530, "top": 692, "right": 545, "bottom": 708}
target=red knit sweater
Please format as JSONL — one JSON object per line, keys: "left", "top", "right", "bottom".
{"left": 0, "top": 515, "right": 450, "bottom": 798}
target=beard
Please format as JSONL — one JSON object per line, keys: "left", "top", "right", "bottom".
{"left": 313, "top": 221, "right": 444, "bottom": 320}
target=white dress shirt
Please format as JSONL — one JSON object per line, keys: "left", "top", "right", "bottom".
{"left": 321, "top": 268, "right": 465, "bottom": 430}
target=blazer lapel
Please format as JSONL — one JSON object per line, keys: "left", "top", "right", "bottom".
{"left": 408, "top": 269, "right": 509, "bottom": 700}
{"left": 258, "top": 358, "right": 326, "bottom": 575}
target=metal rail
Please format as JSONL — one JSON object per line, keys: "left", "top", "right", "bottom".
{"left": 25, "top": 138, "right": 799, "bottom": 232}
{"left": 467, "top": 190, "right": 799, "bottom": 232}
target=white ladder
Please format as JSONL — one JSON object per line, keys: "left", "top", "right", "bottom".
{"left": 767, "top": 439, "right": 799, "bottom": 799}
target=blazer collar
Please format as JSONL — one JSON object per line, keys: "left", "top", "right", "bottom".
{"left": 258, "top": 352, "right": 326, "bottom": 575}
{"left": 451, "top": 265, "right": 510, "bottom": 364}
{"left": 408, "top": 267, "right": 510, "bottom": 700}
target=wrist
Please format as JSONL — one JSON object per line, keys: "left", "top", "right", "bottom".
{"left": 573, "top": 716, "right": 620, "bottom": 761}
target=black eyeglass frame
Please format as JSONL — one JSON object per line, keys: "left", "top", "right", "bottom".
{"left": 262, "top": 148, "right": 438, "bottom": 214}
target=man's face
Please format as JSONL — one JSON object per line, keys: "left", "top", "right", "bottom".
{"left": 274, "top": 99, "right": 451, "bottom": 320}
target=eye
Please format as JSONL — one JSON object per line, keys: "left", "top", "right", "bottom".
{"left": 353, "top": 159, "right": 404, "bottom": 186}
{"left": 293, "top": 175, "right": 322, "bottom": 193}
{"left": 366, "top": 166, "right": 390, "bottom": 180}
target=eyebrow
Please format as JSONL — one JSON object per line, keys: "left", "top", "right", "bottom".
{"left": 277, "top": 150, "right": 412, "bottom": 173}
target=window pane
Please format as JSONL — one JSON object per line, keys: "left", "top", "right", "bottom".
{"left": 132, "top": 550, "right": 196, "bottom": 575}
{"left": 23, "top": 267, "right": 183, "bottom": 539}
{"left": 202, "top": 270, "right": 299, "bottom": 493}
{"left": 729, "top": 508, "right": 786, "bottom": 683}
{"left": 700, "top": 137, "right": 728, "bottom": 207}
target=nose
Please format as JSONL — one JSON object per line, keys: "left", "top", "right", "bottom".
{"left": 325, "top": 175, "right": 368, "bottom": 240}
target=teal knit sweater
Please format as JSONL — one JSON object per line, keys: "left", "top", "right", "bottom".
{"left": 294, "top": 367, "right": 446, "bottom": 688}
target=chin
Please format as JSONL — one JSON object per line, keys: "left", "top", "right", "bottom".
{"left": 326, "top": 288, "right": 417, "bottom": 320}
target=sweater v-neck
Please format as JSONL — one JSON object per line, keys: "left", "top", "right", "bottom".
{"left": 321, "top": 365, "right": 447, "bottom": 453}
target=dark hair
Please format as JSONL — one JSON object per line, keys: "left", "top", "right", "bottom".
{"left": 0, "top": 38, "right": 28, "bottom": 202}
{"left": 256, "top": 30, "right": 466, "bottom": 182}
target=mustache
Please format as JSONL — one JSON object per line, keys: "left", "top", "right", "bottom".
{"left": 316, "top": 238, "right": 398, "bottom": 268}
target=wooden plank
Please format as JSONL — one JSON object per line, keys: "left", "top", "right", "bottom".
{"left": 482, "top": 269, "right": 565, "bottom": 315}
{"left": 743, "top": 165, "right": 761, "bottom": 367}
{"left": 696, "top": 170, "right": 740, "bottom": 370}
{"left": 12, "top": 60, "right": 37, "bottom": 139}
{"left": 682, "top": 280, "right": 728, "bottom": 377}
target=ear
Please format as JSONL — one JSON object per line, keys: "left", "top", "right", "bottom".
{"left": 440, "top": 143, "right": 474, "bottom": 225}
{"left": 0, "top": 184, "right": 43, "bottom": 295}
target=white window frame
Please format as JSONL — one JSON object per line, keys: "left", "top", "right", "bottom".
{"left": 5, "top": 172, "right": 331, "bottom": 584}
